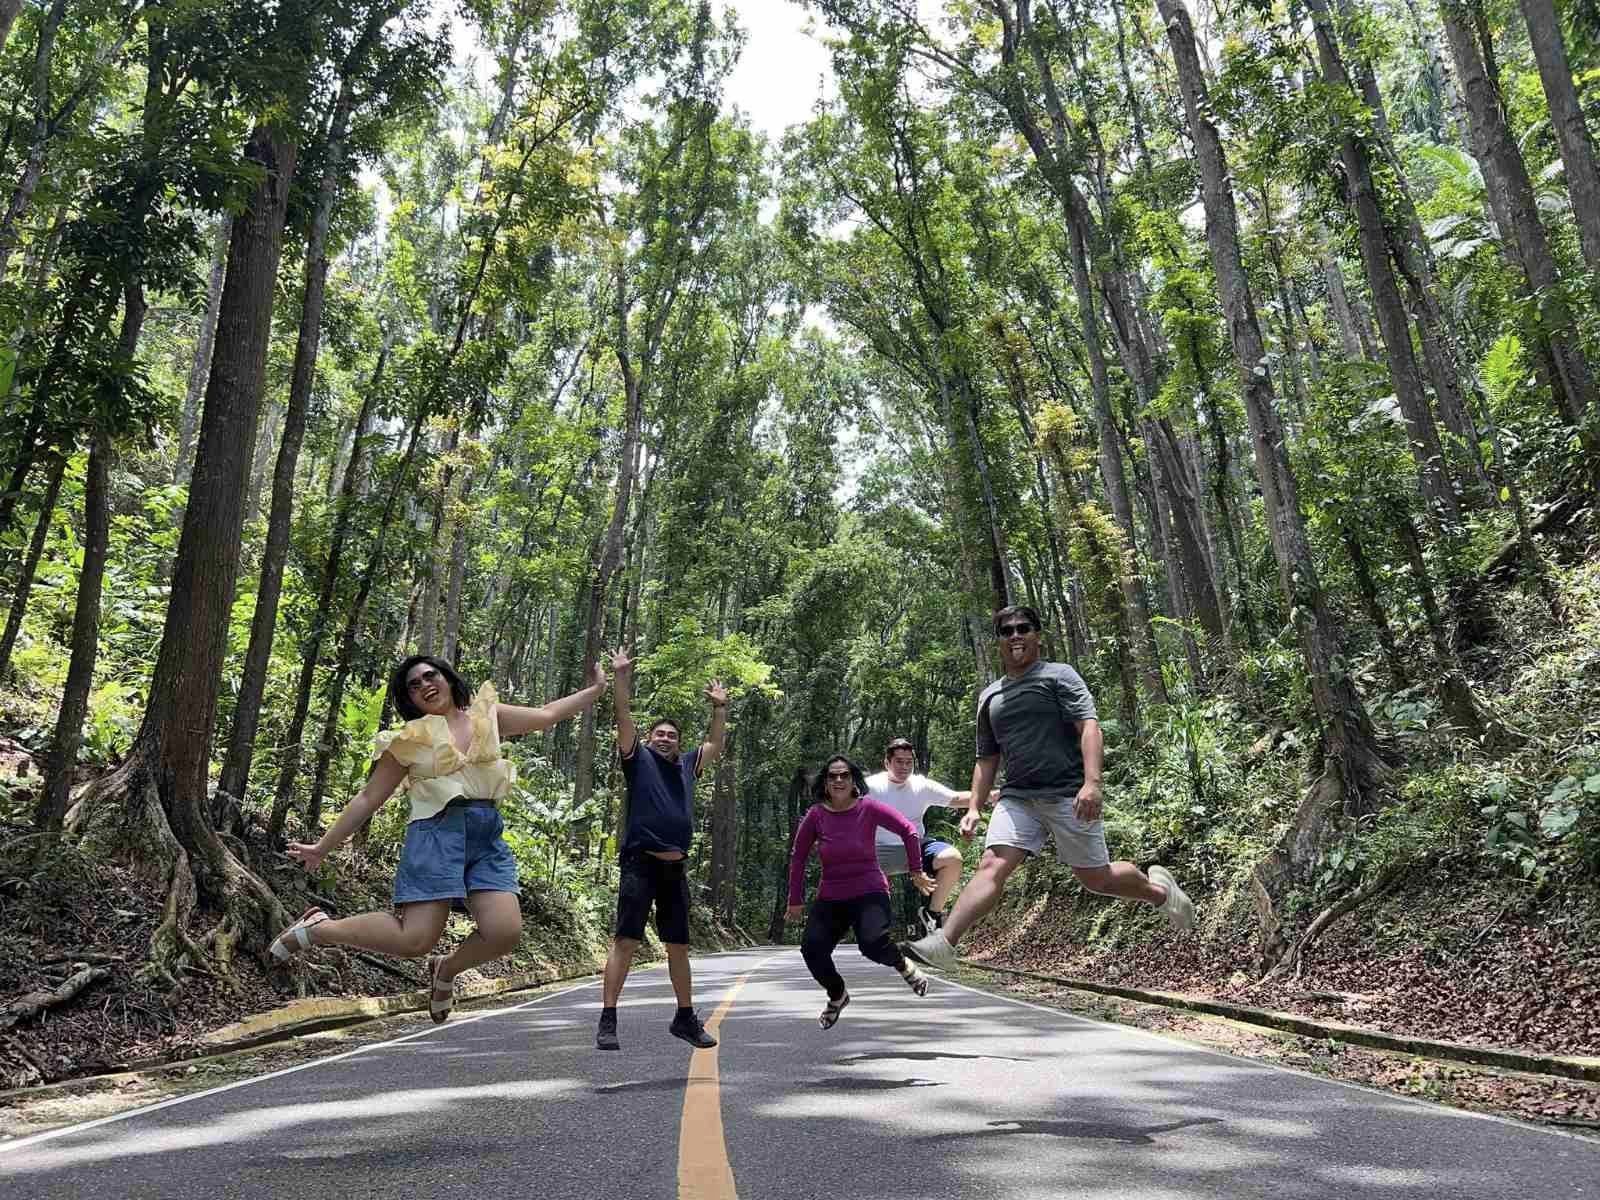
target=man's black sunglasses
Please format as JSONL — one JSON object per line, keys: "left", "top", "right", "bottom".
{"left": 997, "top": 622, "right": 1034, "bottom": 637}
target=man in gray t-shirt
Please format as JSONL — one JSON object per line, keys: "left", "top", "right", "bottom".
{"left": 904, "top": 605, "right": 1196, "bottom": 970}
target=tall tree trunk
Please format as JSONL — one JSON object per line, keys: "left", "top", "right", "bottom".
{"left": 36, "top": 427, "right": 112, "bottom": 830}
{"left": 1519, "top": 0, "right": 1600, "bottom": 275}
{"left": 1149, "top": 418, "right": 1226, "bottom": 650}
{"left": 1065, "top": 220, "right": 1168, "bottom": 703}
{"left": 0, "top": 406, "right": 46, "bottom": 547}
{"left": 1306, "top": 0, "right": 1463, "bottom": 531}
{"left": 710, "top": 732, "right": 737, "bottom": 925}
{"left": 1340, "top": 523, "right": 1408, "bottom": 688}
{"left": 572, "top": 269, "right": 645, "bottom": 817}
{"left": 268, "top": 399, "right": 415, "bottom": 842}
{"left": 175, "top": 215, "right": 230, "bottom": 485}
{"left": 0, "top": 0, "right": 67, "bottom": 278}
{"left": 1392, "top": 508, "right": 1495, "bottom": 738}
{"left": 1320, "top": 244, "right": 1373, "bottom": 362}
{"left": 36, "top": 285, "right": 145, "bottom": 829}
{"left": 442, "top": 471, "right": 472, "bottom": 663}
{"left": 1156, "top": 0, "right": 1386, "bottom": 807}
{"left": 0, "top": 451, "right": 64, "bottom": 680}
{"left": 956, "top": 374, "right": 1012, "bottom": 609}
{"left": 767, "top": 767, "right": 807, "bottom": 943}
{"left": 265, "top": 347, "right": 386, "bottom": 838}
{"left": 71, "top": 126, "right": 297, "bottom": 974}
{"left": 1328, "top": 0, "right": 1491, "bottom": 497}
{"left": 219, "top": 79, "right": 358, "bottom": 807}
{"left": 1440, "top": 0, "right": 1599, "bottom": 441}
{"left": 0, "top": 0, "right": 24, "bottom": 57}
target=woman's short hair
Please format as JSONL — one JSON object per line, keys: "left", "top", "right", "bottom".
{"left": 811, "top": 754, "right": 869, "bottom": 804}
{"left": 389, "top": 655, "right": 472, "bottom": 720}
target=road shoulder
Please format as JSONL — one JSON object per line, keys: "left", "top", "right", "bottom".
{"left": 947, "top": 961, "right": 1600, "bottom": 1138}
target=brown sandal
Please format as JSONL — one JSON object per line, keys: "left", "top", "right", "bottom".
{"left": 818, "top": 990, "right": 850, "bottom": 1030}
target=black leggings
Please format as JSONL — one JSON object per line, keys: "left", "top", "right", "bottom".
{"left": 800, "top": 892, "right": 906, "bottom": 1000}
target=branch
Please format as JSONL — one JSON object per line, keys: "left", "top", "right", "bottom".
{"left": 0, "top": 966, "right": 111, "bottom": 1031}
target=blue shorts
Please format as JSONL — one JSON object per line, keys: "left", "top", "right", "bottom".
{"left": 875, "top": 838, "right": 958, "bottom": 877}
{"left": 393, "top": 801, "right": 521, "bottom": 908}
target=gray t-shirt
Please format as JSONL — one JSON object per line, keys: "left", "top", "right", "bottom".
{"left": 975, "top": 660, "right": 1098, "bottom": 801}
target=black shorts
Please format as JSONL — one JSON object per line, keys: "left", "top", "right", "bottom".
{"left": 615, "top": 851, "right": 691, "bottom": 944}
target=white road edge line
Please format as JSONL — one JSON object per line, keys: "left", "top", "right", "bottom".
{"left": 0, "top": 977, "right": 602, "bottom": 1155}
{"left": 935, "top": 972, "right": 1598, "bottom": 1145}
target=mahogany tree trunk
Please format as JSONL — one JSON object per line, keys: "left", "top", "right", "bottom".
{"left": 1440, "top": 0, "right": 1599, "bottom": 442}
{"left": 219, "top": 83, "right": 357, "bottom": 806}
{"left": 1156, "top": 0, "right": 1386, "bottom": 803}
{"left": 35, "top": 285, "right": 146, "bottom": 829}
{"left": 0, "top": 453, "right": 64, "bottom": 680}
{"left": 72, "top": 127, "right": 297, "bottom": 970}
{"left": 1518, "top": 0, "right": 1600, "bottom": 276}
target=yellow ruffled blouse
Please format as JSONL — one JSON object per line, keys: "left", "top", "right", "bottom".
{"left": 372, "top": 682, "right": 516, "bottom": 823}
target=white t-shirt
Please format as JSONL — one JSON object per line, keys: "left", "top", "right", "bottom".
{"left": 864, "top": 771, "right": 961, "bottom": 848}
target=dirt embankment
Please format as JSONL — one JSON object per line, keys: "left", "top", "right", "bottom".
{"left": 962, "top": 859, "right": 1600, "bottom": 1058}
{"left": 0, "top": 827, "right": 748, "bottom": 1090}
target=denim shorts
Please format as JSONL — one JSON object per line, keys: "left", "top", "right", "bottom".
{"left": 393, "top": 800, "right": 521, "bottom": 908}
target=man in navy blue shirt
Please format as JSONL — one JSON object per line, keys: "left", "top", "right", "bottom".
{"left": 597, "top": 646, "right": 727, "bottom": 1051}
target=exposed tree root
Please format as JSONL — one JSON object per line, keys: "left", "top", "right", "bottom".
{"left": 1, "top": 966, "right": 111, "bottom": 1032}
{"left": 1251, "top": 764, "right": 1346, "bottom": 973}
{"left": 137, "top": 847, "right": 210, "bottom": 994}
{"left": 67, "top": 756, "right": 290, "bottom": 1000}
{"left": 1261, "top": 860, "right": 1411, "bottom": 986}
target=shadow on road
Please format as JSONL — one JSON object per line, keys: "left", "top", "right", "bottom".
{"left": 799, "top": 1076, "right": 945, "bottom": 1092}
{"left": 832, "top": 1050, "right": 1024, "bottom": 1065}
{"left": 917, "top": 1116, "right": 1223, "bottom": 1146}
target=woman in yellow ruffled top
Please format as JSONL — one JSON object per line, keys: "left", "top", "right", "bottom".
{"left": 271, "top": 654, "right": 604, "bottom": 1021}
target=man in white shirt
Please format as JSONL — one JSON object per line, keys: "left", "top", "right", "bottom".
{"left": 865, "top": 737, "right": 971, "bottom": 936}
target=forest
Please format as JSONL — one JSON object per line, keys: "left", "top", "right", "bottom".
{"left": 0, "top": 0, "right": 1597, "bottom": 1090}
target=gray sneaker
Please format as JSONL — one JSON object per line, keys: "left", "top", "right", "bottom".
{"left": 1148, "top": 865, "right": 1195, "bottom": 932}
{"left": 901, "top": 929, "right": 958, "bottom": 969}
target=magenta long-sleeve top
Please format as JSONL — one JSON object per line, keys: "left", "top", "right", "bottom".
{"left": 787, "top": 796, "right": 922, "bottom": 904}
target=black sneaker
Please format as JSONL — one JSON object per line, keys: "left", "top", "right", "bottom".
{"left": 669, "top": 1010, "right": 717, "bottom": 1049}
{"left": 917, "top": 904, "right": 942, "bottom": 937}
{"left": 596, "top": 1013, "right": 620, "bottom": 1051}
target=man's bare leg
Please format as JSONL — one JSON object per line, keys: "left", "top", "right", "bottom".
{"left": 929, "top": 849, "right": 964, "bottom": 913}
{"left": 938, "top": 846, "right": 1028, "bottom": 946}
{"left": 602, "top": 936, "right": 641, "bottom": 1007}
{"left": 1071, "top": 862, "right": 1166, "bottom": 906}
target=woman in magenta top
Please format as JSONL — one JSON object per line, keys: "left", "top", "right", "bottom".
{"left": 786, "top": 753, "right": 937, "bottom": 1028}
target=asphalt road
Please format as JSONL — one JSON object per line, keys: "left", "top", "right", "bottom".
{"left": 2, "top": 946, "right": 1596, "bottom": 1199}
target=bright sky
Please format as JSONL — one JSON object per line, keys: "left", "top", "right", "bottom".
{"left": 718, "top": 1, "right": 836, "bottom": 144}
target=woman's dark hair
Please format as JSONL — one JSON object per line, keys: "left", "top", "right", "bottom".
{"left": 390, "top": 655, "right": 472, "bottom": 720}
{"left": 811, "top": 754, "right": 869, "bottom": 804}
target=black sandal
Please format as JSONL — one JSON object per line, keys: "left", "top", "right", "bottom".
{"left": 819, "top": 990, "right": 850, "bottom": 1030}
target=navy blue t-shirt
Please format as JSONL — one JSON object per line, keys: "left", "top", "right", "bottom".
{"left": 619, "top": 743, "right": 701, "bottom": 855}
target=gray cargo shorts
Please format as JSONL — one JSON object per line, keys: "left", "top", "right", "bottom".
{"left": 983, "top": 795, "right": 1110, "bottom": 868}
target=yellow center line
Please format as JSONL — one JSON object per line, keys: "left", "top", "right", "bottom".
{"left": 677, "top": 955, "right": 779, "bottom": 1200}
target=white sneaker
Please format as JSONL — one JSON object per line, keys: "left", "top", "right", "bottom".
{"left": 1148, "top": 865, "right": 1195, "bottom": 933}
{"left": 902, "top": 929, "right": 957, "bottom": 969}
